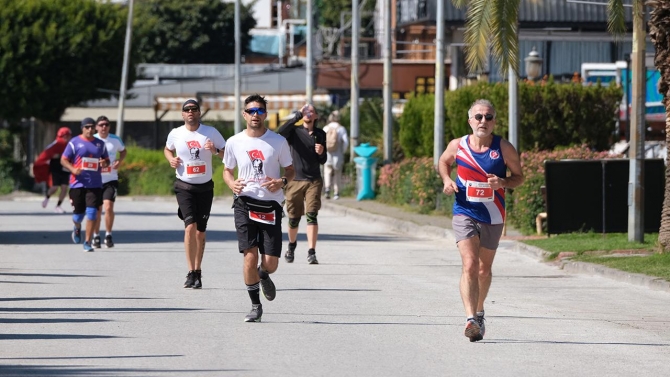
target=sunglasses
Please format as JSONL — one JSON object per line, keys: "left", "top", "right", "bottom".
{"left": 473, "top": 113, "right": 494, "bottom": 122}
{"left": 182, "top": 106, "right": 200, "bottom": 113}
{"left": 244, "top": 107, "right": 267, "bottom": 116}
{"left": 97, "top": 123, "right": 110, "bottom": 127}
{"left": 82, "top": 125, "right": 94, "bottom": 129}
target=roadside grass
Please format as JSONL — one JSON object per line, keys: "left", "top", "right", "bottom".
{"left": 521, "top": 232, "right": 670, "bottom": 282}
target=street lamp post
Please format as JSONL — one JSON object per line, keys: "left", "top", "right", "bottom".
{"left": 524, "top": 46, "right": 543, "bottom": 81}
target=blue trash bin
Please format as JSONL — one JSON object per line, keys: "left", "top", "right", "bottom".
{"left": 353, "top": 143, "right": 378, "bottom": 201}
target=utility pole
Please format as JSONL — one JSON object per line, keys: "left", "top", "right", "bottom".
{"left": 350, "top": 0, "right": 360, "bottom": 157}
{"left": 305, "top": 0, "right": 313, "bottom": 103}
{"left": 628, "top": 2, "right": 645, "bottom": 242}
{"left": 234, "top": 0, "right": 242, "bottom": 134}
{"left": 508, "top": 64, "right": 518, "bottom": 150}
{"left": 382, "top": 0, "right": 392, "bottom": 163}
{"left": 116, "top": 0, "right": 134, "bottom": 139}
{"left": 433, "top": 0, "right": 445, "bottom": 165}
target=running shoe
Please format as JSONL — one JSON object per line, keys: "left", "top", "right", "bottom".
{"left": 333, "top": 195, "right": 340, "bottom": 200}
{"left": 41, "top": 197, "right": 49, "bottom": 208}
{"left": 259, "top": 275, "right": 276, "bottom": 301}
{"left": 192, "top": 270, "right": 202, "bottom": 289}
{"left": 184, "top": 271, "right": 195, "bottom": 288}
{"left": 104, "top": 235, "right": 114, "bottom": 248}
{"left": 71, "top": 227, "right": 81, "bottom": 244}
{"left": 307, "top": 253, "right": 319, "bottom": 265}
{"left": 464, "top": 318, "right": 481, "bottom": 341}
{"left": 284, "top": 249, "right": 294, "bottom": 263}
{"left": 476, "top": 311, "right": 486, "bottom": 340}
{"left": 244, "top": 304, "right": 263, "bottom": 322}
{"left": 83, "top": 242, "right": 94, "bottom": 252}
{"left": 92, "top": 235, "right": 101, "bottom": 249}
{"left": 54, "top": 206, "right": 65, "bottom": 214}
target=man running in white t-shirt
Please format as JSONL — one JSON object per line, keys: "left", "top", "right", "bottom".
{"left": 223, "top": 93, "right": 295, "bottom": 322}
{"left": 164, "top": 99, "right": 227, "bottom": 289}
{"left": 92, "top": 115, "right": 126, "bottom": 249}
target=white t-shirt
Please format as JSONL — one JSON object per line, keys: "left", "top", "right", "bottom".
{"left": 166, "top": 124, "right": 226, "bottom": 184}
{"left": 223, "top": 129, "right": 293, "bottom": 205}
{"left": 94, "top": 133, "right": 126, "bottom": 184}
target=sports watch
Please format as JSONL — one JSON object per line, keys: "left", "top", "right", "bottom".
{"left": 281, "top": 177, "right": 288, "bottom": 188}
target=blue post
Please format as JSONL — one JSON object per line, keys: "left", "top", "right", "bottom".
{"left": 353, "top": 143, "right": 378, "bottom": 201}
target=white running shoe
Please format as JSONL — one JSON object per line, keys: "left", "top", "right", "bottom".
{"left": 41, "top": 197, "right": 49, "bottom": 208}
{"left": 54, "top": 206, "right": 65, "bottom": 214}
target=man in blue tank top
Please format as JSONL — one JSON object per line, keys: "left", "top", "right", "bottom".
{"left": 438, "top": 99, "right": 524, "bottom": 342}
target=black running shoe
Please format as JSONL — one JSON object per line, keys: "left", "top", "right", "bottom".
{"left": 259, "top": 276, "right": 276, "bottom": 301}
{"left": 284, "top": 249, "right": 294, "bottom": 263}
{"left": 104, "top": 235, "right": 114, "bottom": 248}
{"left": 307, "top": 253, "right": 319, "bottom": 264}
{"left": 92, "top": 235, "right": 101, "bottom": 249}
{"left": 244, "top": 304, "right": 263, "bottom": 322}
{"left": 184, "top": 271, "right": 195, "bottom": 288}
{"left": 192, "top": 270, "right": 202, "bottom": 289}
{"left": 465, "top": 318, "right": 482, "bottom": 342}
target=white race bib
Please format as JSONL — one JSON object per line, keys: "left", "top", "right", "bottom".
{"left": 465, "top": 180, "right": 494, "bottom": 202}
{"left": 81, "top": 157, "right": 99, "bottom": 171}
{"left": 185, "top": 161, "right": 207, "bottom": 177}
{"left": 101, "top": 166, "right": 112, "bottom": 174}
{"left": 249, "top": 210, "right": 276, "bottom": 225}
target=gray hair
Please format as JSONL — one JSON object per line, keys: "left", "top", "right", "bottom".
{"left": 327, "top": 110, "right": 340, "bottom": 123}
{"left": 467, "top": 99, "right": 496, "bottom": 119}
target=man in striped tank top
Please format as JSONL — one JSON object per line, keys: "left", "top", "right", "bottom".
{"left": 438, "top": 99, "right": 524, "bottom": 342}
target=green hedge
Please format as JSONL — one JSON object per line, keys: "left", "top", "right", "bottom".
{"left": 117, "top": 145, "right": 231, "bottom": 196}
{"left": 398, "top": 79, "right": 623, "bottom": 155}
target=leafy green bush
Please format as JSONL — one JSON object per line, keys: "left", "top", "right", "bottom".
{"left": 118, "top": 145, "right": 231, "bottom": 196}
{"left": 398, "top": 80, "right": 623, "bottom": 155}
{"left": 377, "top": 157, "right": 453, "bottom": 215}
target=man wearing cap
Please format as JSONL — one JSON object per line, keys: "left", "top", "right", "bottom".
{"left": 34, "top": 127, "right": 72, "bottom": 213}
{"left": 92, "top": 115, "right": 127, "bottom": 249}
{"left": 164, "top": 99, "right": 226, "bottom": 289}
{"left": 61, "top": 117, "right": 110, "bottom": 252}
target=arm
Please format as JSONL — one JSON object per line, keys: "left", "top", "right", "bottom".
{"left": 60, "top": 155, "right": 80, "bottom": 176}
{"left": 164, "top": 146, "right": 181, "bottom": 168}
{"left": 276, "top": 110, "right": 303, "bottom": 138}
{"left": 113, "top": 149, "right": 127, "bottom": 169}
{"left": 223, "top": 167, "right": 246, "bottom": 195}
{"left": 438, "top": 139, "right": 460, "bottom": 195}
{"left": 316, "top": 130, "right": 327, "bottom": 164}
{"left": 498, "top": 139, "right": 525, "bottom": 189}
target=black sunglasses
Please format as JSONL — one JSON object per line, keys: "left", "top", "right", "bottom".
{"left": 97, "top": 123, "right": 110, "bottom": 127}
{"left": 183, "top": 106, "right": 200, "bottom": 113}
{"left": 244, "top": 107, "right": 267, "bottom": 116}
{"left": 82, "top": 125, "right": 94, "bottom": 129}
{"left": 473, "top": 113, "right": 494, "bottom": 122}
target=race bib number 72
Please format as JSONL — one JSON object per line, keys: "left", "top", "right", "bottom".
{"left": 465, "top": 180, "right": 494, "bottom": 202}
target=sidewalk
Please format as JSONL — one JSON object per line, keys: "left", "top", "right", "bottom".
{"left": 321, "top": 196, "right": 670, "bottom": 294}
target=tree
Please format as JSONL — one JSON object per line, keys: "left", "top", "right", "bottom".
{"left": 318, "top": 0, "right": 377, "bottom": 37}
{"left": 648, "top": 1, "right": 670, "bottom": 251}
{"left": 0, "top": 0, "right": 131, "bottom": 123}
{"left": 453, "top": 0, "right": 670, "bottom": 252}
{"left": 133, "top": 0, "right": 256, "bottom": 64}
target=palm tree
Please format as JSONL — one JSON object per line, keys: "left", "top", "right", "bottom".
{"left": 648, "top": 1, "right": 670, "bottom": 251}
{"left": 453, "top": 0, "right": 670, "bottom": 252}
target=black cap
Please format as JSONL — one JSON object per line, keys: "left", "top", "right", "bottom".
{"left": 81, "top": 117, "right": 95, "bottom": 127}
{"left": 182, "top": 99, "right": 199, "bottom": 111}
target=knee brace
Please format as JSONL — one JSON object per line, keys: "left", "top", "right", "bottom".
{"left": 306, "top": 212, "right": 318, "bottom": 225}
{"left": 288, "top": 217, "right": 301, "bottom": 229}
{"left": 72, "top": 212, "right": 85, "bottom": 224}
{"left": 85, "top": 207, "right": 98, "bottom": 221}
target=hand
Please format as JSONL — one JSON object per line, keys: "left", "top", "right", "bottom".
{"left": 260, "top": 177, "right": 283, "bottom": 193}
{"left": 71, "top": 167, "right": 82, "bottom": 176}
{"left": 204, "top": 138, "right": 216, "bottom": 153}
{"left": 442, "top": 179, "right": 458, "bottom": 195}
{"left": 231, "top": 178, "right": 247, "bottom": 195}
{"left": 99, "top": 158, "right": 109, "bottom": 168}
{"left": 112, "top": 160, "right": 122, "bottom": 170}
{"left": 315, "top": 143, "right": 324, "bottom": 155}
{"left": 169, "top": 156, "right": 182, "bottom": 168}
{"left": 486, "top": 174, "right": 505, "bottom": 190}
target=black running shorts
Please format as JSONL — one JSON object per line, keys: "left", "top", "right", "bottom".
{"left": 233, "top": 195, "right": 283, "bottom": 257}
{"left": 69, "top": 187, "right": 103, "bottom": 214}
{"left": 102, "top": 180, "right": 119, "bottom": 202}
{"left": 174, "top": 179, "right": 214, "bottom": 232}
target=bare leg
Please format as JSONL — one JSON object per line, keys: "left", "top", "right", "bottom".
{"left": 184, "top": 223, "right": 197, "bottom": 271}
{"left": 93, "top": 206, "right": 103, "bottom": 235}
{"left": 84, "top": 216, "right": 95, "bottom": 243}
{"left": 57, "top": 184, "right": 68, "bottom": 204}
{"left": 260, "top": 255, "right": 279, "bottom": 274}
{"left": 104, "top": 200, "right": 115, "bottom": 233}
{"left": 307, "top": 224, "right": 318, "bottom": 249}
{"left": 477, "top": 247, "right": 496, "bottom": 312}
{"left": 457, "top": 236, "right": 480, "bottom": 318}
{"left": 288, "top": 226, "right": 298, "bottom": 244}
{"left": 243, "top": 248, "right": 260, "bottom": 284}
{"left": 195, "top": 230, "right": 206, "bottom": 270}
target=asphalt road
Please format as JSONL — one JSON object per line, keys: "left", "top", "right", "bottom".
{"left": 1, "top": 197, "right": 669, "bottom": 377}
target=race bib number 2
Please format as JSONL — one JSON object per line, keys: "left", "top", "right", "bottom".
{"left": 465, "top": 180, "right": 494, "bottom": 202}
{"left": 185, "top": 161, "right": 207, "bottom": 176}
{"left": 101, "top": 166, "right": 112, "bottom": 174}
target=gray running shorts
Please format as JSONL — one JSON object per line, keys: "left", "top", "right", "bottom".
{"left": 452, "top": 215, "right": 504, "bottom": 250}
